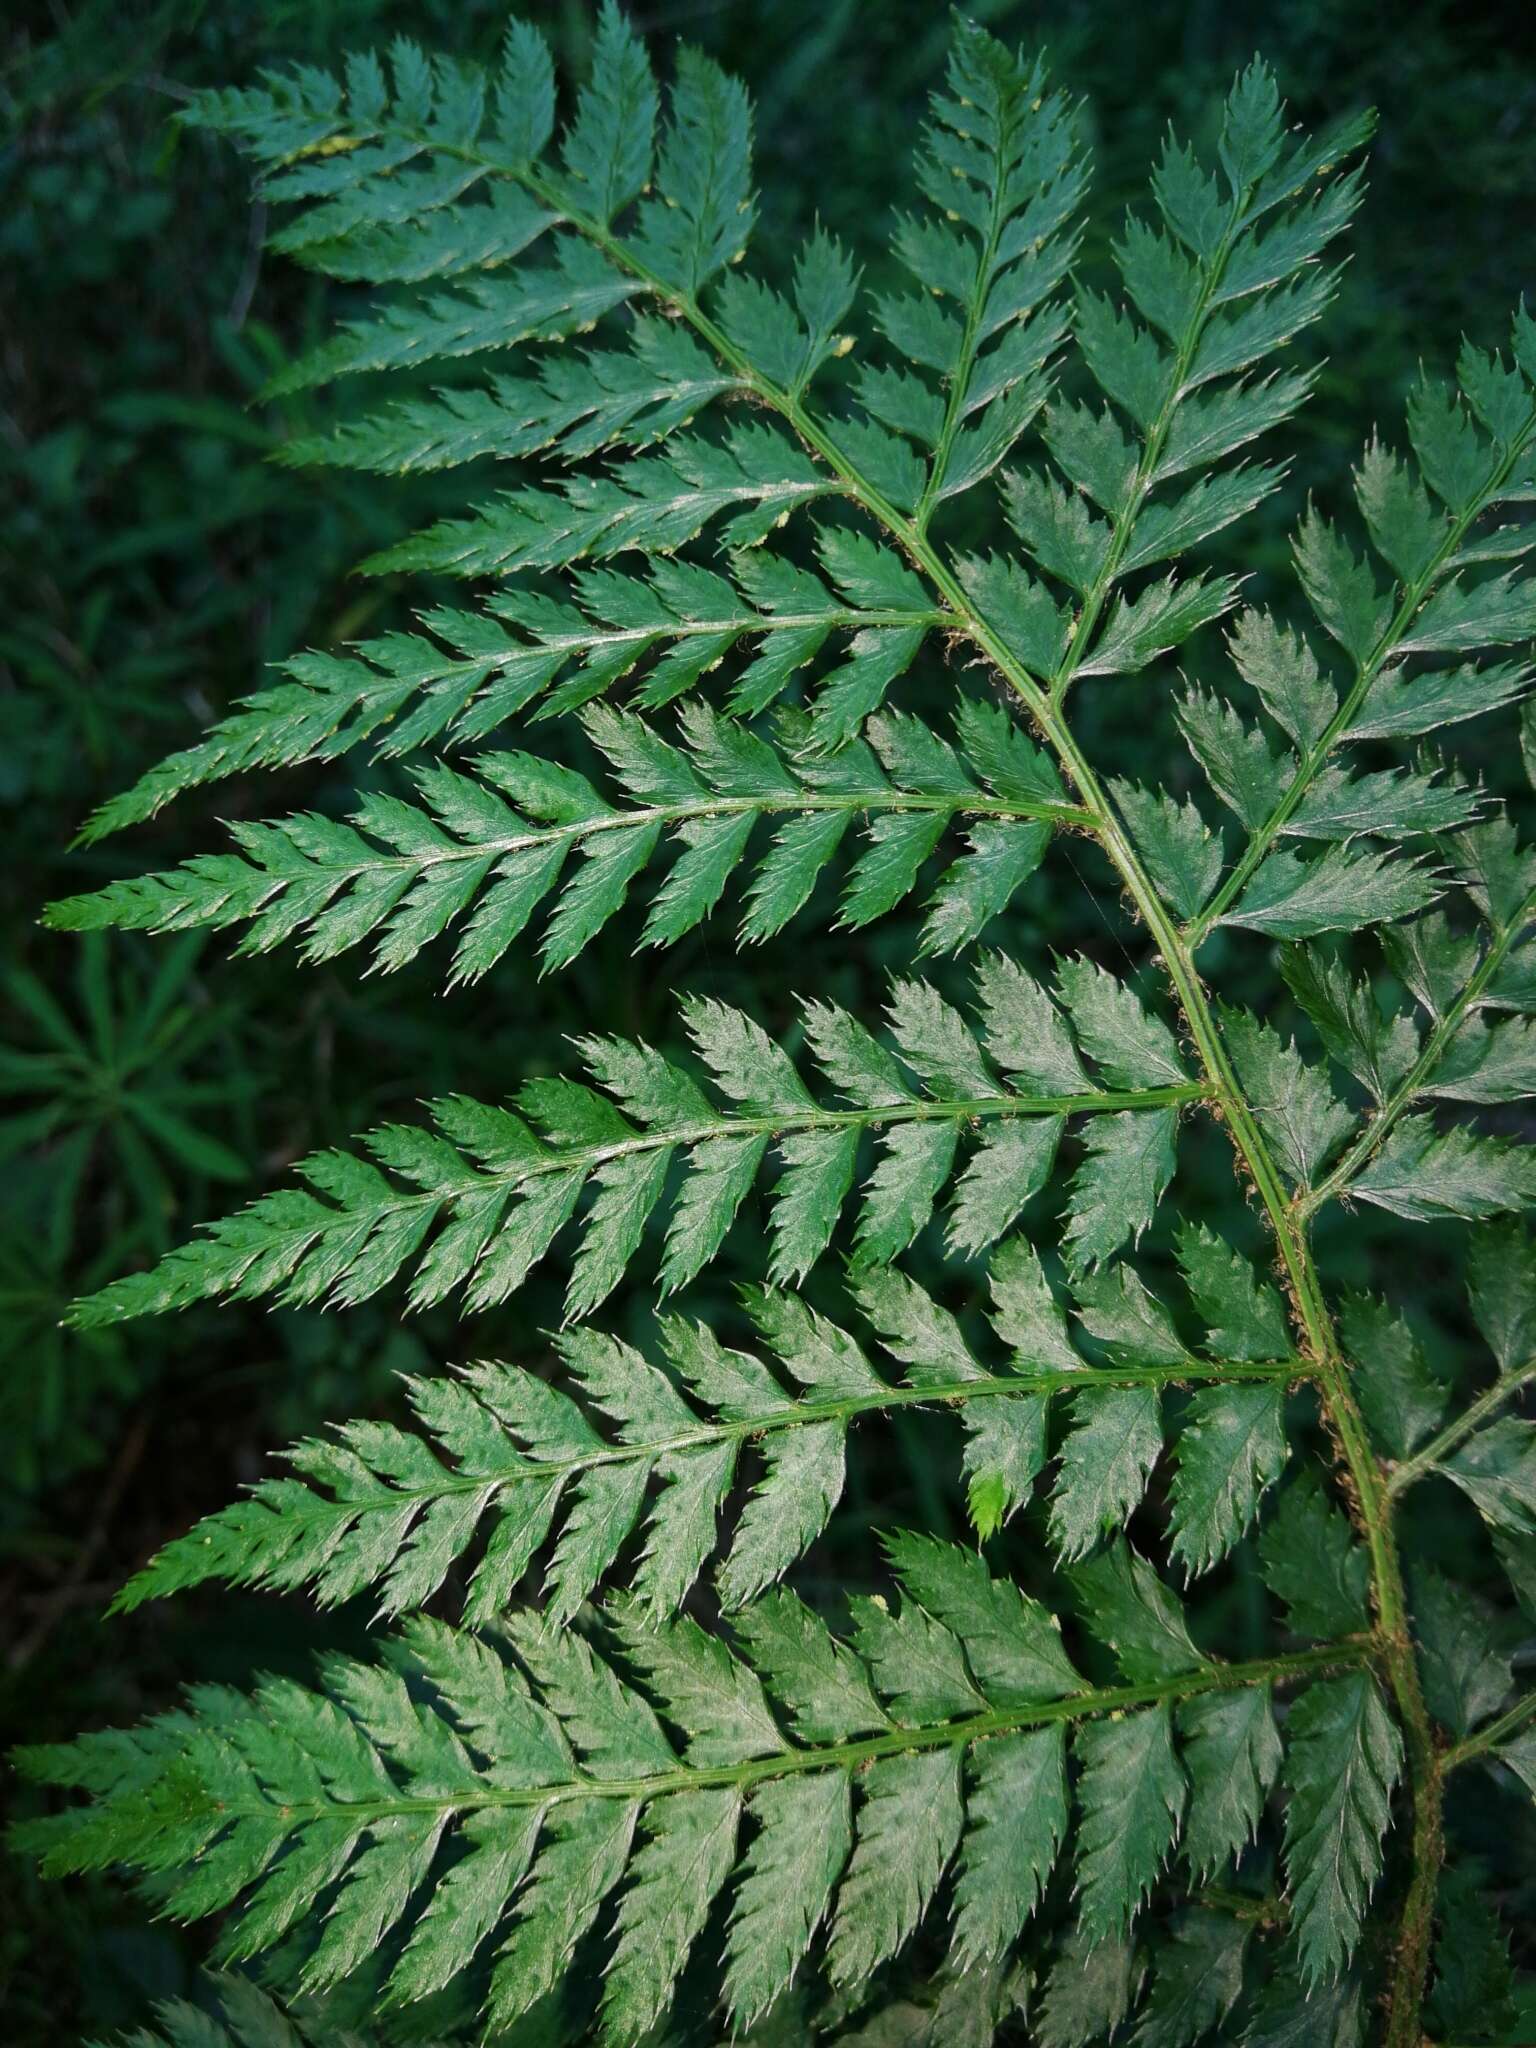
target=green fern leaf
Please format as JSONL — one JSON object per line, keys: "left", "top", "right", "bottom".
{"left": 1168, "top": 1384, "right": 1289, "bottom": 1574}
{"left": 1410, "top": 1566, "right": 1511, "bottom": 1738}
{"left": 1282, "top": 1671, "right": 1403, "bottom": 1982}
{"left": 722, "top": 1771, "right": 851, "bottom": 2029}
{"left": 1220, "top": 843, "right": 1441, "bottom": 941}
{"left": 1436, "top": 1415, "right": 1536, "bottom": 1535}
{"left": 1468, "top": 1216, "right": 1536, "bottom": 1371}
{"left": 16, "top": 1543, "right": 1361, "bottom": 2034}
{"left": 1176, "top": 1223, "right": 1290, "bottom": 1360}
{"left": 110, "top": 1259, "right": 1297, "bottom": 1620}
{"left": 1259, "top": 1473, "right": 1371, "bottom": 1640}
{"left": 1426, "top": 1864, "right": 1519, "bottom": 2045}
{"left": 1339, "top": 1294, "right": 1446, "bottom": 1462}
{"left": 1177, "top": 1682, "right": 1282, "bottom": 1881}
{"left": 1239, "top": 1971, "right": 1368, "bottom": 2048}
{"left": 1222, "top": 1007, "right": 1354, "bottom": 1190}
{"left": 951, "top": 1725, "right": 1069, "bottom": 1968}
{"left": 1349, "top": 1116, "right": 1536, "bottom": 1221}
{"left": 33, "top": 16, "right": 1536, "bottom": 2039}
{"left": 54, "top": 701, "right": 1075, "bottom": 979}
{"left": 1133, "top": 1910, "right": 1250, "bottom": 2048}
{"left": 1036, "top": 1932, "right": 1141, "bottom": 2048}
{"left": 70, "top": 973, "right": 1206, "bottom": 1327}
{"left": 85, "top": 1976, "right": 390, "bottom": 2048}
{"left": 1049, "top": 1387, "right": 1164, "bottom": 1561}
{"left": 1069, "top": 1541, "right": 1202, "bottom": 1682}
{"left": 1061, "top": 1107, "right": 1180, "bottom": 1275}
{"left": 1074, "top": 1705, "right": 1186, "bottom": 1943}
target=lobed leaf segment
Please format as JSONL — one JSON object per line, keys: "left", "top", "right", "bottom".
{"left": 24, "top": 13, "right": 1536, "bottom": 2047}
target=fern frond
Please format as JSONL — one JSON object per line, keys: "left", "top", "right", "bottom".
{"left": 1338, "top": 1293, "right": 1447, "bottom": 1464}
{"left": 1424, "top": 1865, "right": 1520, "bottom": 2047}
{"left": 1184, "top": 311, "right": 1536, "bottom": 946}
{"left": 110, "top": 1240, "right": 1299, "bottom": 1624}
{"left": 1367, "top": 1228, "right": 1536, "bottom": 1613}
{"left": 358, "top": 422, "right": 838, "bottom": 580}
{"left": 69, "top": 966, "right": 1203, "bottom": 1327}
{"left": 276, "top": 318, "right": 743, "bottom": 473}
{"left": 976, "top": 63, "right": 1370, "bottom": 711}
{"left": 265, "top": 231, "right": 648, "bottom": 397}
{"left": 1281, "top": 1672, "right": 1404, "bottom": 1984}
{"left": 78, "top": 536, "right": 950, "bottom": 842}
{"left": 31, "top": 16, "right": 1536, "bottom": 2039}
{"left": 873, "top": 28, "right": 1086, "bottom": 522}
{"left": 16, "top": 1545, "right": 1368, "bottom": 2036}
{"left": 1258, "top": 1470, "right": 1372, "bottom": 1641}
{"left": 1185, "top": 753, "right": 1536, "bottom": 1240}
{"left": 51, "top": 702, "right": 1080, "bottom": 978}
{"left": 1277, "top": 825, "right": 1536, "bottom": 1226}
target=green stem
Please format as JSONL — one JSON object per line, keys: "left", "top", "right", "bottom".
{"left": 1387, "top": 1358, "right": 1536, "bottom": 1496}
{"left": 1443, "top": 1688, "right": 1536, "bottom": 1773}
{"left": 221, "top": 786, "right": 1088, "bottom": 879}
{"left": 275, "top": 1356, "right": 1304, "bottom": 1499}
{"left": 172, "top": 1643, "right": 1367, "bottom": 1824}
{"left": 489, "top": 1082, "right": 1206, "bottom": 1182}
{"left": 510, "top": 605, "right": 947, "bottom": 650}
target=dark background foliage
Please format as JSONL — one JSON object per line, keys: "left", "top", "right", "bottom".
{"left": 2, "top": 0, "right": 1534, "bottom": 2034}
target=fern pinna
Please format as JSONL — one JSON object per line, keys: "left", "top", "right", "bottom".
{"left": 18, "top": 15, "right": 1536, "bottom": 2046}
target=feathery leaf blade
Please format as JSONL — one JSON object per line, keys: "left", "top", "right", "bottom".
{"left": 1282, "top": 1673, "right": 1403, "bottom": 1984}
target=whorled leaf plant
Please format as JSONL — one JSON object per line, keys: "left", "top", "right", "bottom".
{"left": 17, "top": 14, "right": 1536, "bottom": 2046}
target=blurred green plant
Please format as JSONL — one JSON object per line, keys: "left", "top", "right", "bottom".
{"left": 0, "top": 935, "right": 256, "bottom": 1505}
